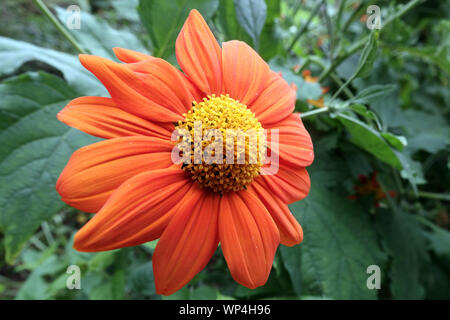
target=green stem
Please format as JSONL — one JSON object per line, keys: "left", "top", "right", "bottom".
{"left": 300, "top": 107, "right": 330, "bottom": 118}
{"left": 330, "top": 74, "right": 354, "bottom": 102}
{"left": 33, "top": 0, "right": 86, "bottom": 54}
{"left": 410, "top": 191, "right": 450, "bottom": 202}
{"left": 330, "top": 73, "right": 354, "bottom": 98}
{"left": 341, "top": 0, "right": 367, "bottom": 35}
{"left": 287, "top": 1, "right": 323, "bottom": 52}
{"left": 415, "top": 215, "right": 441, "bottom": 232}
{"left": 335, "top": 0, "right": 348, "bottom": 30}
{"left": 319, "top": 0, "right": 425, "bottom": 82}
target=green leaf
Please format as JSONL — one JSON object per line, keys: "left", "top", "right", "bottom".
{"left": 0, "top": 72, "right": 99, "bottom": 263}
{"left": 402, "top": 110, "right": 450, "bottom": 154}
{"left": 424, "top": 227, "right": 450, "bottom": 259}
{"left": 351, "top": 84, "right": 396, "bottom": 104}
{"left": 337, "top": 113, "right": 403, "bottom": 169}
{"left": 354, "top": 31, "right": 379, "bottom": 79}
{"left": 269, "top": 59, "right": 323, "bottom": 101}
{"left": 374, "top": 210, "right": 428, "bottom": 299}
{"left": 112, "top": 0, "right": 140, "bottom": 22}
{"left": 218, "top": 0, "right": 253, "bottom": 43}
{"left": 279, "top": 244, "right": 302, "bottom": 297}
{"left": 55, "top": 7, "right": 149, "bottom": 60}
{"left": 127, "top": 262, "right": 158, "bottom": 299}
{"left": 0, "top": 37, "right": 105, "bottom": 96}
{"left": 138, "top": 0, "right": 219, "bottom": 60}
{"left": 380, "top": 132, "right": 407, "bottom": 151}
{"left": 233, "top": 0, "right": 267, "bottom": 50}
{"left": 289, "top": 186, "right": 387, "bottom": 299}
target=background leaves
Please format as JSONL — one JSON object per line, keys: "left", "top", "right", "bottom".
{"left": 0, "top": 72, "right": 98, "bottom": 263}
{"left": 0, "top": 0, "right": 449, "bottom": 301}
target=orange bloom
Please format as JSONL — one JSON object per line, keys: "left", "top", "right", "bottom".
{"left": 56, "top": 10, "right": 313, "bottom": 295}
{"left": 348, "top": 171, "right": 397, "bottom": 207}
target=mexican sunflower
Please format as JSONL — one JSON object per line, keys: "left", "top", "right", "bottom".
{"left": 56, "top": 9, "right": 314, "bottom": 295}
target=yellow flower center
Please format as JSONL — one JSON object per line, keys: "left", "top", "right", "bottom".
{"left": 175, "top": 94, "right": 265, "bottom": 194}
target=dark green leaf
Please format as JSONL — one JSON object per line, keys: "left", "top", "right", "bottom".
{"left": 289, "top": 186, "right": 387, "bottom": 299}
{"left": 354, "top": 31, "right": 379, "bottom": 79}
{"left": 0, "top": 72, "right": 99, "bottom": 263}
{"left": 337, "top": 113, "right": 402, "bottom": 169}
{"left": 55, "top": 7, "right": 149, "bottom": 60}
{"left": 138, "top": 0, "right": 219, "bottom": 60}
{"left": 233, "top": 0, "right": 267, "bottom": 50}
{"left": 374, "top": 210, "right": 428, "bottom": 299}
{"left": 0, "top": 37, "right": 105, "bottom": 96}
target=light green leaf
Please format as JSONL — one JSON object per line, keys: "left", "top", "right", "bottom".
{"left": 337, "top": 113, "right": 403, "bottom": 169}
{"left": 112, "top": 0, "right": 140, "bottom": 22}
{"left": 233, "top": 0, "right": 267, "bottom": 50}
{"left": 402, "top": 110, "right": 450, "bottom": 154}
{"left": 55, "top": 7, "right": 149, "bottom": 60}
{"left": 0, "top": 37, "right": 105, "bottom": 96}
{"left": 269, "top": 59, "right": 323, "bottom": 101}
{"left": 0, "top": 72, "right": 99, "bottom": 263}
{"left": 351, "top": 84, "right": 396, "bottom": 104}
{"left": 138, "top": 0, "right": 219, "bottom": 60}
{"left": 289, "top": 186, "right": 387, "bottom": 299}
{"left": 354, "top": 31, "right": 378, "bottom": 78}
{"left": 381, "top": 133, "right": 407, "bottom": 151}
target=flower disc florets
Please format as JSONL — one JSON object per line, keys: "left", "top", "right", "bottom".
{"left": 175, "top": 94, "right": 265, "bottom": 193}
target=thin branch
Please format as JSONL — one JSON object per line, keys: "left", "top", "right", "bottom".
{"left": 33, "top": 0, "right": 86, "bottom": 54}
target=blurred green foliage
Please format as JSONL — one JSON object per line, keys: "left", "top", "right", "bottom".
{"left": 0, "top": 0, "right": 449, "bottom": 300}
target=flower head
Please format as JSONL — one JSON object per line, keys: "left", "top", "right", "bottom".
{"left": 56, "top": 9, "right": 313, "bottom": 295}
{"left": 348, "top": 171, "right": 397, "bottom": 207}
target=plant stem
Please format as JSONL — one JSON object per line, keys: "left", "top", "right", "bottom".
{"left": 335, "top": 0, "right": 348, "bottom": 30}
{"left": 300, "top": 107, "right": 330, "bottom": 118}
{"left": 410, "top": 191, "right": 450, "bottom": 202}
{"left": 330, "top": 73, "right": 354, "bottom": 98}
{"left": 319, "top": 0, "right": 425, "bottom": 82}
{"left": 287, "top": 1, "right": 323, "bottom": 52}
{"left": 33, "top": 0, "right": 86, "bottom": 54}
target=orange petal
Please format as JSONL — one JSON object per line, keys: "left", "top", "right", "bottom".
{"left": 153, "top": 190, "right": 220, "bottom": 295}
{"left": 56, "top": 136, "right": 174, "bottom": 213}
{"left": 176, "top": 9, "right": 222, "bottom": 95}
{"left": 113, "top": 47, "right": 152, "bottom": 63}
{"left": 58, "top": 96, "right": 173, "bottom": 139}
{"left": 73, "top": 169, "right": 193, "bottom": 252}
{"left": 79, "top": 54, "right": 186, "bottom": 122}
{"left": 250, "top": 71, "right": 296, "bottom": 125}
{"left": 265, "top": 113, "right": 314, "bottom": 168}
{"left": 248, "top": 182, "right": 303, "bottom": 246}
{"left": 222, "top": 40, "right": 270, "bottom": 106}
{"left": 219, "top": 191, "right": 279, "bottom": 289}
{"left": 259, "top": 165, "right": 311, "bottom": 204}
{"left": 127, "top": 57, "right": 198, "bottom": 115}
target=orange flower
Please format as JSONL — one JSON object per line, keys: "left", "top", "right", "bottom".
{"left": 302, "top": 70, "right": 329, "bottom": 108}
{"left": 56, "top": 10, "right": 313, "bottom": 295}
{"left": 348, "top": 171, "right": 397, "bottom": 207}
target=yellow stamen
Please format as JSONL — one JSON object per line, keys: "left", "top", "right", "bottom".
{"left": 175, "top": 94, "right": 264, "bottom": 193}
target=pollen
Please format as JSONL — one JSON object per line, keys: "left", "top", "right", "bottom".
{"left": 175, "top": 94, "right": 265, "bottom": 194}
